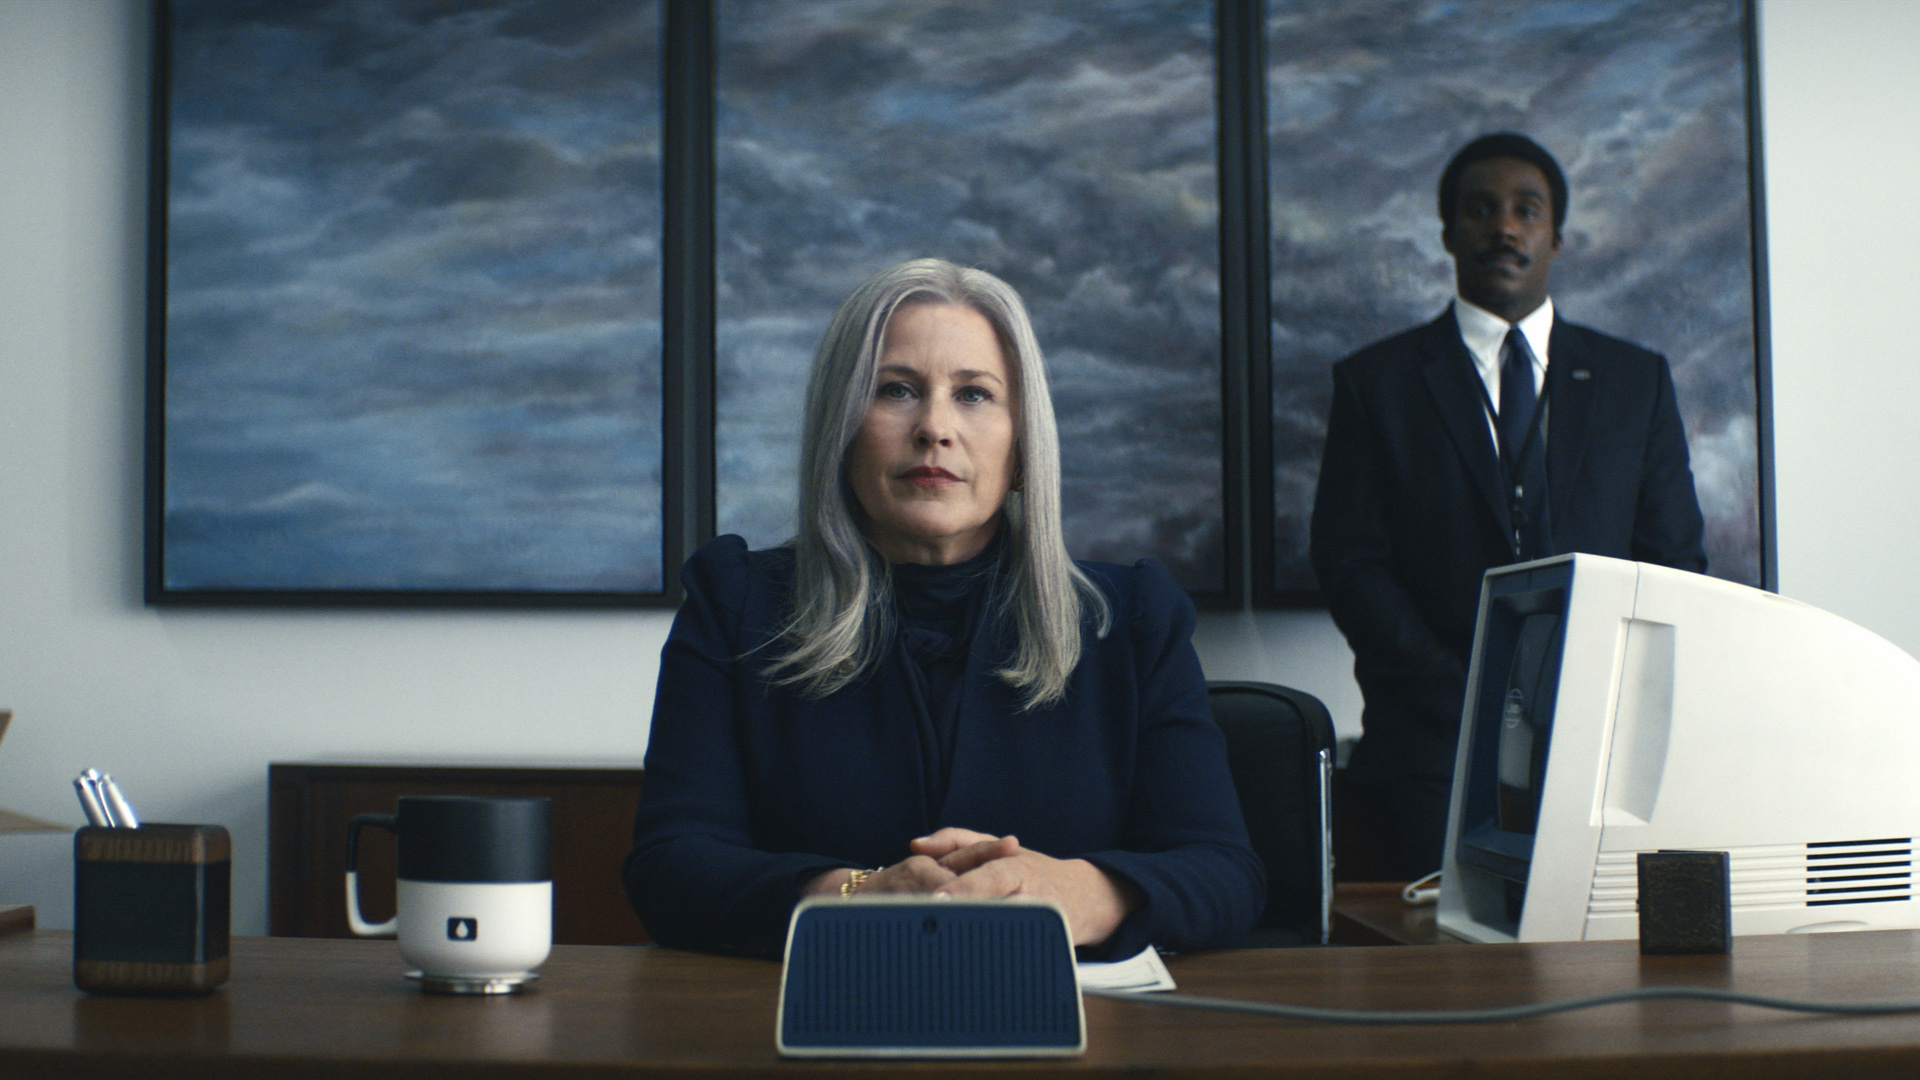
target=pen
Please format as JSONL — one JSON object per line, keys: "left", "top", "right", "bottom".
{"left": 87, "top": 769, "right": 112, "bottom": 827}
{"left": 87, "top": 764, "right": 118, "bottom": 822}
{"left": 73, "top": 772, "right": 110, "bottom": 827}
{"left": 100, "top": 774, "right": 140, "bottom": 829}
{"left": 84, "top": 769, "right": 117, "bottom": 827}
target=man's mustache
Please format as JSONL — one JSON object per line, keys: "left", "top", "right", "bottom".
{"left": 1474, "top": 245, "right": 1530, "bottom": 267}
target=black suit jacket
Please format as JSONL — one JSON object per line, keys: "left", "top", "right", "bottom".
{"left": 1309, "top": 306, "right": 1706, "bottom": 784}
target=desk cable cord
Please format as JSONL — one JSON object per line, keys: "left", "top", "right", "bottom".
{"left": 1084, "top": 985, "right": 1920, "bottom": 1025}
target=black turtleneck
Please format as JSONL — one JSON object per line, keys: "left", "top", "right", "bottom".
{"left": 889, "top": 536, "right": 1002, "bottom": 819}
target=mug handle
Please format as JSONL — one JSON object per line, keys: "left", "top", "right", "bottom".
{"left": 345, "top": 811, "right": 400, "bottom": 937}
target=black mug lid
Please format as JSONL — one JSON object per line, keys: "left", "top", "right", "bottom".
{"left": 395, "top": 796, "right": 551, "bottom": 884}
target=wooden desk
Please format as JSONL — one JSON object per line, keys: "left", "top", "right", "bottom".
{"left": 1331, "top": 882, "right": 1459, "bottom": 946}
{"left": 8, "top": 929, "right": 1920, "bottom": 1077}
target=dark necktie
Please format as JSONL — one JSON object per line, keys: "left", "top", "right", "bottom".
{"left": 1499, "top": 327, "right": 1551, "bottom": 559}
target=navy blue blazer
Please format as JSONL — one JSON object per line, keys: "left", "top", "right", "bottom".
{"left": 624, "top": 536, "right": 1264, "bottom": 959}
{"left": 1310, "top": 307, "right": 1706, "bottom": 783}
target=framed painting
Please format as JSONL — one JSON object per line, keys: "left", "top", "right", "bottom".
{"left": 1262, "top": 0, "right": 1769, "bottom": 599}
{"left": 147, "top": 0, "right": 668, "bottom": 605}
{"left": 144, "top": 0, "right": 1767, "bottom": 610}
{"left": 709, "top": 0, "right": 1233, "bottom": 598}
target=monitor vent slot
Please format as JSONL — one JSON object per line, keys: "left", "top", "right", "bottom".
{"left": 1587, "top": 839, "right": 1915, "bottom": 916}
{"left": 1805, "top": 838, "right": 1913, "bottom": 907}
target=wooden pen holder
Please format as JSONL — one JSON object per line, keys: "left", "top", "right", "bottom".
{"left": 73, "top": 824, "right": 231, "bottom": 995}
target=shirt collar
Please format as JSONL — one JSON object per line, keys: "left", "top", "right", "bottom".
{"left": 1455, "top": 294, "right": 1554, "bottom": 378}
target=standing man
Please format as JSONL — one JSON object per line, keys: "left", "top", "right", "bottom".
{"left": 1309, "top": 133, "right": 1706, "bottom": 881}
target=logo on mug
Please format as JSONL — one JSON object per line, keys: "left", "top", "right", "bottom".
{"left": 448, "top": 917, "right": 478, "bottom": 941}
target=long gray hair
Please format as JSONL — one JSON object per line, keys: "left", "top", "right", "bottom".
{"left": 763, "top": 258, "right": 1110, "bottom": 709}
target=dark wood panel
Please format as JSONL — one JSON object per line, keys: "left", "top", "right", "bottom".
{"left": 0, "top": 907, "right": 32, "bottom": 938}
{"left": 9, "top": 930, "right": 1920, "bottom": 1077}
{"left": 1331, "top": 881, "right": 1462, "bottom": 946}
{"left": 268, "top": 763, "right": 648, "bottom": 945}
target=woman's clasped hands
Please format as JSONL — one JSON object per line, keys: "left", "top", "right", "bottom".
{"left": 804, "top": 827, "right": 1140, "bottom": 946}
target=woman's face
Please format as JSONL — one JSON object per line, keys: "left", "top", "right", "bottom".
{"left": 845, "top": 302, "right": 1017, "bottom": 566}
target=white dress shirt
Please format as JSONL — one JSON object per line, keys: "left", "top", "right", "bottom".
{"left": 1455, "top": 294, "right": 1553, "bottom": 449}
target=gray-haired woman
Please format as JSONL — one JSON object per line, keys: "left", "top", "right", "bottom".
{"left": 624, "top": 259, "right": 1263, "bottom": 959}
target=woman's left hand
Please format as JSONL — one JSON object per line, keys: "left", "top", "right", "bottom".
{"left": 909, "top": 828, "right": 1143, "bottom": 947}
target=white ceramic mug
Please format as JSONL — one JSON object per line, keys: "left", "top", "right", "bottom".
{"left": 345, "top": 795, "right": 552, "bottom": 983}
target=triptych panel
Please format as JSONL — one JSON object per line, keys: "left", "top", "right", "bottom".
{"left": 148, "top": 0, "right": 1765, "bottom": 606}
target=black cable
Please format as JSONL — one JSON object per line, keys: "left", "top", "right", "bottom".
{"left": 1084, "top": 985, "right": 1920, "bottom": 1025}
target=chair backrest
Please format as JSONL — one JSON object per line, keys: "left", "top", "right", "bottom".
{"left": 1206, "top": 681, "right": 1335, "bottom": 945}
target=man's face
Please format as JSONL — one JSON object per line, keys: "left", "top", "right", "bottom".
{"left": 1442, "top": 156, "right": 1560, "bottom": 323}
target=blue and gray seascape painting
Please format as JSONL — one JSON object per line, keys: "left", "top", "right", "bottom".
{"left": 163, "top": 0, "right": 665, "bottom": 593}
{"left": 161, "top": 0, "right": 1760, "bottom": 599}
{"left": 1268, "top": 0, "right": 1763, "bottom": 590}
{"left": 713, "top": 0, "right": 1228, "bottom": 592}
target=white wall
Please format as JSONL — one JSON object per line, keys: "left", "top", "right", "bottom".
{"left": 1, "top": 0, "right": 1914, "bottom": 934}
{"left": 1764, "top": 0, "right": 1920, "bottom": 643}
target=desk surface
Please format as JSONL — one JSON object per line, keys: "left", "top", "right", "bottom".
{"left": 1331, "top": 882, "right": 1457, "bottom": 946}
{"left": 7, "top": 929, "right": 1920, "bottom": 1078}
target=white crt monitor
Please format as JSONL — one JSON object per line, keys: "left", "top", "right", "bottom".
{"left": 1438, "top": 553, "right": 1920, "bottom": 943}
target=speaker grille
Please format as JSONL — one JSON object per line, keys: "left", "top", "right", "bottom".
{"left": 778, "top": 901, "right": 1083, "bottom": 1055}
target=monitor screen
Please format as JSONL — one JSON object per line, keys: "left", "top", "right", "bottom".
{"left": 1450, "top": 560, "right": 1571, "bottom": 936}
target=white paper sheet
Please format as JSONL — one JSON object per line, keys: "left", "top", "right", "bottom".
{"left": 1075, "top": 945, "right": 1175, "bottom": 992}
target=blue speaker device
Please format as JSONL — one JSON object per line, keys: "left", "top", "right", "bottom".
{"left": 776, "top": 897, "right": 1086, "bottom": 1058}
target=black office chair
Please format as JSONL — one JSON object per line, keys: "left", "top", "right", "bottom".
{"left": 1207, "top": 681, "right": 1336, "bottom": 946}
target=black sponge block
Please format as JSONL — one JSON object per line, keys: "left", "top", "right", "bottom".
{"left": 1638, "top": 850, "right": 1732, "bottom": 955}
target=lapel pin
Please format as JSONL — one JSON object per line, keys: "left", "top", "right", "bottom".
{"left": 1571, "top": 369, "right": 1591, "bottom": 381}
